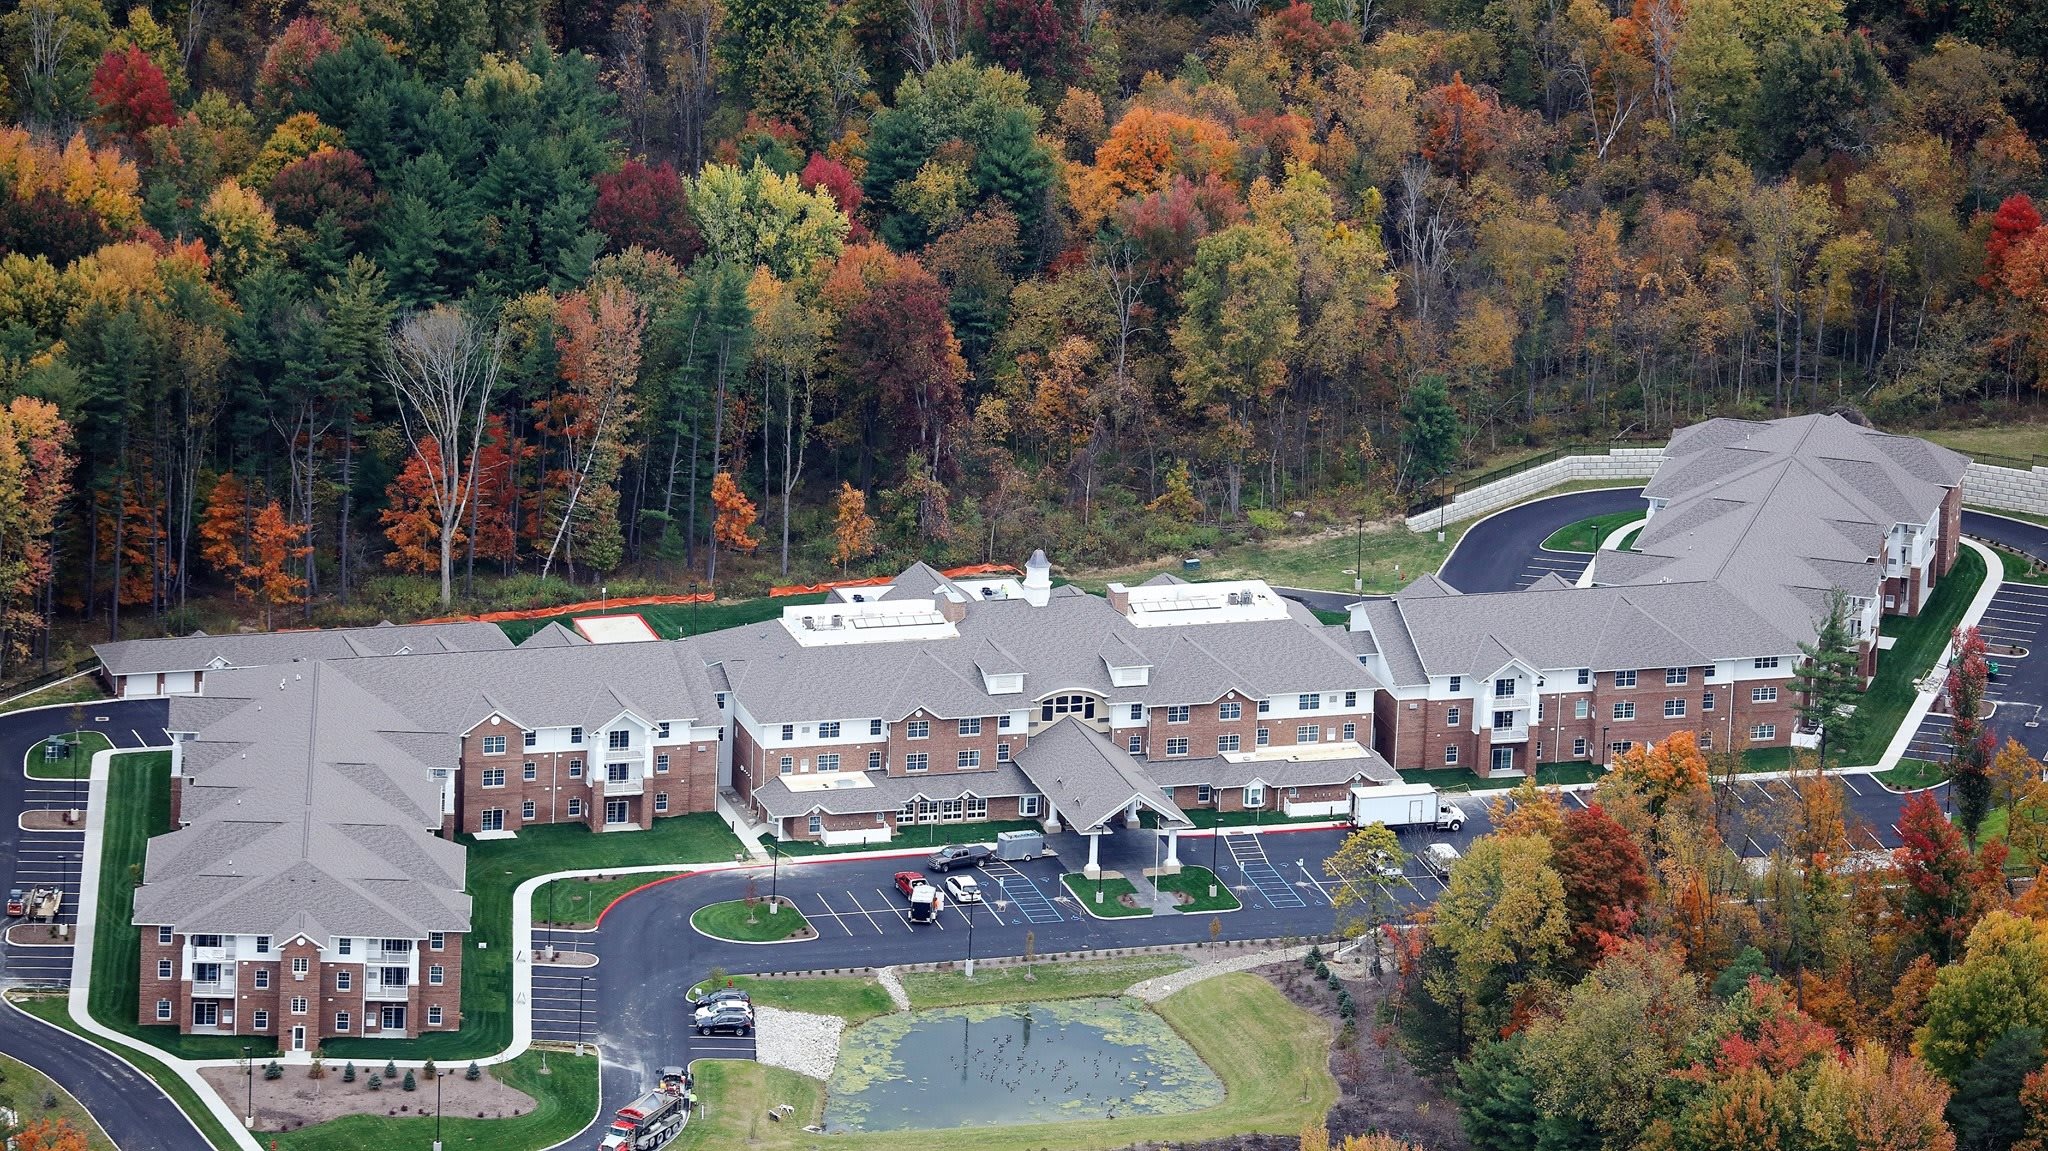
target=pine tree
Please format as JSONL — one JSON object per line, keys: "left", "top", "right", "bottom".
{"left": 972, "top": 107, "right": 1055, "bottom": 236}
{"left": 1793, "top": 589, "right": 1863, "bottom": 768}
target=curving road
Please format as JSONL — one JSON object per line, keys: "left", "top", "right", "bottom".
{"left": 1965, "top": 510, "right": 2048, "bottom": 564}
{"left": 1436, "top": 487, "right": 1645, "bottom": 593}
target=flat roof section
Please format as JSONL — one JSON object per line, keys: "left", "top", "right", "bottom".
{"left": 572, "top": 613, "right": 661, "bottom": 644}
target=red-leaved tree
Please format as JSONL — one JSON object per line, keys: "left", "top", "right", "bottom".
{"left": 592, "top": 159, "right": 699, "bottom": 264}
{"left": 91, "top": 46, "right": 178, "bottom": 148}
{"left": 1984, "top": 193, "right": 2042, "bottom": 289}
{"left": 1552, "top": 801, "right": 1651, "bottom": 970}
{"left": 1896, "top": 789, "right": 1975, "bottom": 964}
{"left": 256, "top": 17, "right": 342, "bottom": 118}
{"left": 265, "top": 148, "right": 383, "bottom": 241}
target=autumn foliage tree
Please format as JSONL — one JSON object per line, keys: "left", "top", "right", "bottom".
{"left": 247, "top": 500, "right": 311, "bottom": 629}
{"left": 830, "top": 481, "right": 876, "bottom": 572}
{"left": 1898, "top": 789, "right": 1980, "bottom": 965}
{"left": 591, "top": 159, "right": 699, "bottom": 264}
{"left": 0, "top": 397, "right": 73, "bottom": 679}
{"left": 1551, "top": 801, "right": 1651, "bottom": 970}
{"left": 1611, "top": 730, "right": 1710, "bottom": 818}
{"left": 711, "top": 471, "right": 761, "bottom": 561}
{"left": 1948, "top": 626, "right": 1997, "bottom": 844}
{"left": 197, "top": 473, "right": 253, "bottom": 600}
{"left": 90, "top": 46, "right": 177, "bottom": 148}
{"left": 9, "top": 1118, "right": 90, "bottom": 1151}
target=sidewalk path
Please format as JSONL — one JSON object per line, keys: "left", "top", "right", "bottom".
{"left": 1127, "top": 944, "right": 1314, "bottom": 1003}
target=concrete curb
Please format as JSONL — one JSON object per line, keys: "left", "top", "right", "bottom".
{"left": 1869, "top": 538, "right": 2005, "bottom": 776}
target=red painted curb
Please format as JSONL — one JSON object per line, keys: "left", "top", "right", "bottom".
{"left": 590, "top": 872, "right": 695, "bottom": 929}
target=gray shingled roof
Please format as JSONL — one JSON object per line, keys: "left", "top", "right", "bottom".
{"left": 135, "top": 662, "right": 470, "bottom": 942}
{"left": 1147, "top": 747, "right": 1400, "bottom": 790}
{"left": 518, "top": 620, "right": 590, "bottom": 648}
{"left": 1012, "top": 717, "right": 1190, "bottom": 832}
{"left": 750, "top": 764, "right": 1036, "bottom": 820}
{"left": 95, "top": 620, "right": 513, "bottom": 678}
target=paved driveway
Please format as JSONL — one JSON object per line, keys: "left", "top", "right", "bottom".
{"left": 1438, "top": 487, "right": 1645, "bottom": 593}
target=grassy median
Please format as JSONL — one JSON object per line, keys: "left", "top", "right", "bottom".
{"left": 1541, "top": 510, "right": 1643, "bottom": 553}
{"left": 1156, "top": 866, "right": 1241, "bottom": 913}
{"left": 1841, "top": 547, "right": 1985, "bottom": 766}
{"left": 901, "top": 955, "right": 1189, "bottom": 1009}
{"left": 534, "top": 872, "right": 682, "bottom": 929}
{"left": 25, "top": 731, "right": 113, "bottom": 780}
{"left": 691, "top": 898, "right": 812, "bottom": 942}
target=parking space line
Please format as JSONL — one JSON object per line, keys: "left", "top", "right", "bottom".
{"left": 811, "top": 893, "right": 859, "bottom": 937}
{"left": 1841, "top": 774, "right": 1864, "bottom": 796}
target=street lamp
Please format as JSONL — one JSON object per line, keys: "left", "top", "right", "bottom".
{"left": 242, "top": 1044, "right": 253, "bottom": 1129}
{"left": 962, "top": 899, "right": 976, "bottom": 979}
{"left": 767, "top": 839, "right": 780, "bottom": 914}
{"left": 1209, "top": 823, "right": 1221, "bottom": 898}
{"left": 1601, "top": 725, "right": 1610, "bottom": 768}
{"left": 576, "top": 975, "right": 589, "bottom": 1057}
{"left": 1354, "top": 517, "right": 1364, "bottom": 594}
{"left": 433, "top": 1068, "right": 445, "bottom": 1151}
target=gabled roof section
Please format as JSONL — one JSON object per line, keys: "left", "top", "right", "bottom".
{"left": 1524, "top": 572, "right": 1575, "bottom": 592}
{"left": 1012, "top": 716, "right": 1190, "bottom": 832}
{"left": 518, "top": 621, "right": 589, "bottom": 648}
{"left": 1395, "top": 573, "right": 1462, "bottom": 600}
{"left": 95, "top": 620, "right": 514, "bottom": 679}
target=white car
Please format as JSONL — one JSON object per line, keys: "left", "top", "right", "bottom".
{"left": 943, "top": 874, "right": 984, "bottom": 904}
{"left": 694, "top": 999, "right": 752, "bottom": 1025}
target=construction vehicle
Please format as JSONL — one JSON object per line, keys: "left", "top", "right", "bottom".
{"left": 596, "top": 1067, "right": 694, "bottom": 1150}
{"left": 8, "top": 887, "right": 60, "bottom": 922}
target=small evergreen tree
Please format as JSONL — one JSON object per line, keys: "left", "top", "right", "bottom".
{"left": 368, "top": 1074, "right": 382, "bottom": 1090}
{"left": 263, "top": 1061, "right": 282, "bottom": 1080}
{"left": 1794, "top": 588, "right": 1863, "bottom": 767}
{"left": 465, "top": 1061, "right": 482, "bottom": 1081}
{"left": 343, "top": 1061, "right": 356, "bottom": 1083}
{"left": 403, "top": 1070, "right": 417, "bottom": 1091}
{"left": 1398, "top": 374, "right": 1463, "bottom": 493}
{"left": 384, "top": 1060, "right": 399, "bottom": 1079}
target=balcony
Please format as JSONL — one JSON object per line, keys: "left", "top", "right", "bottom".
{"left": 366, "top": 980, "right": 411, "bottom": 1001}
{"left": 1490, "top": 726, "right": 1529, "bottom": 744}
{"left": 191, "top": 980, "right": 235, "bottom": 997}
{"left": 191, "top": 946, "right": 225, "bottom": 964}
{"left": 603, "top": 775, "right": 641, "bottom": 796}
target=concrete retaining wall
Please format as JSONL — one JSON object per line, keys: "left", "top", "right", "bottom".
{"left": 1404, "top": 448, "right": 1665, "bottom": 531}
{"left": 1405, "top": 449, "right": 2048, "bottom": 533}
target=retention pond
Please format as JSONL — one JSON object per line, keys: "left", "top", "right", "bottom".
{"left": 822, "top": 997, "right": 1223, "bottom": 1133}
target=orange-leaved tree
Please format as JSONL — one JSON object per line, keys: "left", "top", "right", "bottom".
{"left": 247, "top": 500, "right": 311, "bottom": 629}
{"left": 381, "top": 437, "right": 453, "bottom": 573}
{"left": 197, "top": 472, "right": 254, "bottom": 602}
{"left": 830, "top": 481, "right": 876, "bottom": 573}
{"left": 1611, "top": 730, "right": 1709, "bottom": 817}
{"left": 711, "top": 472, "right": 761, "bottom": 568}
{"left": 0, "top": 396, "right": 74, "bottom": 680}
{"left": 12, "top": 1118, "right": 90, "bottom": 1151}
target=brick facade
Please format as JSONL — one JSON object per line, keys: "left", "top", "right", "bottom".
{"left": 454, "top": 727, "right": 718, "bottom": 836}
{"left": 135, "top": 930, "right": 465, "bottom": 1047}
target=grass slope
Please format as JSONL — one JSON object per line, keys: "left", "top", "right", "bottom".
{"left": 1541, "top": 511, "right": 1643, "bottom": 553}
{"left": 900, "top": 955, "right": 1190, "bottom": 1009}
{"left": 675, "top": 973, "right": 1333, "bottom": 1151}
{"left": 11, "top": 993, "right": 241, "bottom": 1151}
{"left": 0, "top": 676, "right": 110, "bottom": 715}
{"left": 25, "top": 730, "right": 113, "bottom": 779}
{"left": 1842, "top": 547, "right": 1986, "bottom": 766}
{"left": 268, "top": 1049, "right": 597, "bottom": 1151}
{"left": 496, "top": 594, "right": 829, "bottom": 644}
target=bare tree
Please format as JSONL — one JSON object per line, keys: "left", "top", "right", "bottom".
{"left": 383, "top": 307, "right": 505, "bottom": 606}
{"left": 904, "top": 0, "right": 966, "bottom": 73}
{"left": 1396, "top": 163, "right": 1461, "bottom": 325}
{"left": 656, "top": 0, "right": 718, "bottom": 173}
{"left": 180, "top": 0, "right": 211, "bottom": 70}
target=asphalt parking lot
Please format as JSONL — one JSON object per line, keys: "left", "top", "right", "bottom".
{"left": 1902, "top": 581, "right": 2048, "bottom": 765}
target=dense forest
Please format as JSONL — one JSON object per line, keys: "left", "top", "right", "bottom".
{"left": 0, "top": 0, "right": 2045, "bottom": 679}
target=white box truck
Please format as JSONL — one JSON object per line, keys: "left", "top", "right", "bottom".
{"left": 1348, "top": 784, "right": 1467, "bottom": 832}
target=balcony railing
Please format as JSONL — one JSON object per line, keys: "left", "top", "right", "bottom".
{"left": 603, "top": 776, "right": 640, "bottom": 796}
{"left": 366, "top": 982, "right": 410, "bottom": 1001}
{"left": 191, "top": 980, "right": 235, "bottom": 997}
{"left": 1491, "top": 726, "right": 1530, "bottom": 744}
{"left": 191, "top": 946, "right": 226, "bottom": 963}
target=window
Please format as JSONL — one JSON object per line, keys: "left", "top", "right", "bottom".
{"left": 428, "top": 932, "right": 444, "bottom": 951}
{"left": 159, "top": 926, "right": 172, "bottom": 944}
{"left": 291, "top": 997, "right": 307, "bottom": 1015}
{"left": 1300, "top": 693, "right": 1322, "bottom": 710}
{"left": 1344, "top": 690, "right": 1358, "bottom": 708}
{"left": 428, "top": 1006, "right": 443, "bottom": 1026}
{"left": 1256, "top": 727, "right": 1271, "bottom": 746}
{"left": 337, "top": 939, "right": 351, "bottom": 956}
{"left": 1577, "top": 668, "right": 1591, "bottom": 686}
{"left": 965, "top": 796, "right": 988, "bottom": 820}
{"left": 957, "top": 750, "right": 981, "bottom": 768}
{"left": 383, "top": 1005, "right": 408, "bottom": 1030}
{"left": 523, "top": 762, "right": 537, "bottom": 781}
{"left": 569, "top": 726, "right": 584, "bottom": 745}
{"left": 568, "top": 759, "right": 583, "bottom": 778}
{"left": 1664, "top": 698, "right": 1687, "bottom": 718}
{"left": 156, "top": 999, "right": 172, "bottom": 1021}
{"left": 1128, "top": 704, "right": 1143, "bottom": 721}
{"left": 1752, "top": 686, "right": 1779, "bottom": 703}
{"left": 1165, "top": 737, "right": 1189, "bottom": 756}
{"left": 1702, "top": 665, "right": 1715, "bottom": 679}
{"left": 429, "top": 965, "right": 444, "bottom": 986}
{"left": 807, "top": 721, "right": 835, "bottom": 740}
{"left": 1445, "top": 746, "right": 1460, "bottom": 765}
{"left": 780, "top": 724, "right": 795, "bottom": 740}
{"left": 253, "top": 1010, "right": 268, "bottom": 1030}
{"left": 1446, "top": 706, "right": 1461, "bottom": 726}
{"left": 998, "top": 715, "right": 1013, "bottom": 730}
{"left": 905, "top": 753, "right": 929, "bottom": 773}
{"left": 1196, "top": 784, "right": 1213, "bottom": 805}
{"left": 1703, "top": 691, "right": 1716, "bottom": 712}
{"left": 481, "top": 735, "right": 506, "bottom": 755}
{"left": 1039, "top": 695, "right": 1096, "bottom": 721}
{"left": 1614, "top": 670, "right": 1638, "bottom": 687}
{"left": 1166, "top": 705, "right": 1190, "bottom": 724}
{"left": 157, "top": 959, "right": 171, "bottom": 979}
{"left": 906, "top": 720, "right": 930, "bottom": 739}
{"left": 523, "top": 731, "right": 537, "bottom": 749}
{"left": 1296, "top": 724, "right": 1321, "bottom": 743}
{"left": 336, "top": 970, "right": 352, "bottom": 991}
{"left": 291, "top": 956, "right": 309, "bottom": 975}
{"left": 657, "top": 722, "right": 671, "bottom": 739}
{"left": 1127, "top": 734, "right": 1143, "bottom": 753}
{"left": 1219, "top": 701, "right": 1242, "bottom": 720}
{"left": 607, "top": 730, "right": 629, "bottom": 751}
{"left": 1611, "top": 742, "right": 1634, "bottom": 757}
{"left": 1699, "top": 732, "right": 1713, "bottom": 749}
{"left": 1613, "top": 701, "right": 1636, "bottom": 719}
{"left": 996, "top": 742, "right": 1011, "bottom": 762}
{"left": 1535, "top": 699, "right": 1544, "bottom": 721}
{"left": 1244, "top": 783, "right": 1265, "bottom": 807}
{"left": 1218, "top": 733, "right": 1241, "bottom": 752}
{"left": 521, "top": 799, "right": 536, "bottom": 820}
{"left": 335, "top": 1012, "right": 350, "bottom": 1032}
{"left": 807, "top": 813, "right": 822, "bottom": 836}
{"left": 1750, "top": 723, "right": 1778, "bottom": 741}
{"left": 1257, "top": 698, "right": 1272, "bottom": 713}
{"left": 193, "top": 935, "right": 221, "bottom": 949}
{"left": 1494, "top": 678, "right": 1515, "bottom": 698}
{"left": 1666, "top": 667, "right": 1689, "bottom": 685}
{"left": 607, "top": 762, "right": 630, "bottom": 783}
{"left": 255, "top": 935, "right": 270, "bottom": 954}
{"left": 817, "top": 753, "right": 840, "bottom": 772}
{"left": 1342, "top": 722, "right": 1356, "bottom": 741}
{"left": 868, "top": 719, "right": 884, "bottom": 736}
{"left": 1575, "top": 699, "right": 1591, "bottom": 720}
{"left": 481, "top": 768, "right": 506, "bottom": 788}
{"left": 867, "top": 751, "right": 882, "bottom": 771}
{"left": 1493, "top": 711, "right": 1513, "bottom": 729}
{"left": 1448, "top": 676, "right": 1462, "bottom": 693}
{"left": 655, "top": 792, "right": 669, "bottom": 813}
{"left": 1020, "top": 794, "right": 1041, "bottom": 817}
{"left": 1754, "top": 656, "right": 1781, "bottom": 670}
{"left": 779, "top": 756, "right": 793, "bottom": 774}
{"left": 1573, "top": 737, "right": 1588, "bottom": 757}
{"left": 193, "top": 962, "right": 220, "bottom": 985}
{"left": 567, "top": 799, "right": 583, "bottom": 817}
{"left": 958, "top": 717, "right": 982, "bottom": 736}
{"left": 655, "top": 754, "right": 669, "bottom": 774}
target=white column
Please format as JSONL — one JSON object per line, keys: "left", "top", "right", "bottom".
{"left": 1085, "top": 832, "right": 1101, "bottom": 878}
{"left": 1163, "top": 828, "right": 1181, "bottom": 871}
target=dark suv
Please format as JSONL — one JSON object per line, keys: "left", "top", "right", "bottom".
{"left": 696, "top": 1005, "right": 755, "bottom": 1037}
{"left": 691, "top": 986, "right": 750, "bottom": 1011}
{"left": 927, "top": 843, "right": 994, "bottom": 872}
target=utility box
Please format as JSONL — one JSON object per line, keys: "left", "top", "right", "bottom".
{"left": 1182, "top": 558, "right": 1201, "bottom": 573}
{"left": 996, "top": 829, "right": 1043, "bottom": 860}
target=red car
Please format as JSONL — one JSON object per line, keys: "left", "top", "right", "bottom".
{"left": 893, "top": 871, "right": 929, "bottom": 899}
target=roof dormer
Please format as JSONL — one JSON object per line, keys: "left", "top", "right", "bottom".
{"left": 1101, "top": 635, "right": 1152, "bottom": 688}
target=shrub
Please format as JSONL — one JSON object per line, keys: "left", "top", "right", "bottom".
{"left": 466, "top": 1061, "right": 482, "bottom": 1081}
{"left": 1314, "top": 961, "right": 1329, "bottom": 980}
{"left": 384, "top": 1060, "right": 398, "bottom": 1079}
{"left": 263, "top": 1061, "right": 282, "bottom": 1081}
{"left": 1304, "top": 946, "right": 1322, "bottom": 968}
{"left": 342, "top": 1062, "right": 356, "bottom": 1083}
{"left": 403, "top": 1070, "right": 417, "bottom": 1091}
{"left": 421, "top": 1060, "right": 437, "bottom": 1080}
{"left": 367, "top": 1074, "right": 382, "bottom": 1091}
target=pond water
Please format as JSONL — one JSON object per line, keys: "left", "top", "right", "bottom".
{"left": 823, "top": 997, "right": 1224, "bottom": 1133}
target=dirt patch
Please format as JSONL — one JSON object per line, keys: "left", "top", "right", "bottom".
{"left": 1168, "top": 959, "right": 1469, "bottom": 1151}
{"left": 4, "top": 923, "right": 72, "bottom": 947}
{"left": 200, "top": 1063, "right": 536, "bottom": 1133}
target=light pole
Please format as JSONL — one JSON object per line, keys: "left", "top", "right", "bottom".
{"left": 546, "top": 881, "right": 558, "bottom": 960}
{"left": 767, "top": 840, "right": 780, "bottom": 914}
{"left": 963, "top": 899, "right": 976, "bottom": 979}
{"left": 242, "top": 1044, "right": 253, "bottom": 1129}
{"left": 433, "top": 1068, "right": 445, "bottom": 1151}
{"left": 576, "top": 975, "right": 589, "bottom": 1057}
{"left": 1209, "top": 821, "right": 1221, "bottom": 898}
{"left": 1354, "top": 517, "right": 1364, "bottom": 594}
{"left": 1601, "top": 725, "right": 1610, "bottom": 767}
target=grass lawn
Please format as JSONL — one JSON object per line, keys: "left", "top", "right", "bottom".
{"left": 676, "top": 973, "right": 1334, "bottom": 1151}
{"left": 1070, "top": 517, "right": 1469, "bottom": 595}
{"left": 1920, "top": 425, "right": 2048, "bottom": 463}
{"left": 900, "top": 955, "right": 1191, "bottom": 1009}
{"left": 324, "top": 813, "right": 742, "bottom": 1061}
{"left": 698, "top": 975, "right": 896, "bottom": 1024}
{"left": 496, "top": 593, "right": 829, "bottom": 644}
{"left": 771, "top": 819, "right": 1040, "bottom": 858}
{"left": 1400, "top": 761, "right": 1606, "bottom": 790}
{"left": 0, "top": 1048, "right": 118, "bottom": 1150}
{"left": 1175, "top": 808, "right": 1335, "bottom": 829}
{"left": 1998, "top": 550, "right": 2048, "bottom": 586}
{"left": 268, "top": 1048, "right": 597, "bottom": 1151}
{"left": 25, "top": 730, "right": 113, "bottom": 779}
{"left": 11, "top": 993, "right": 241, "bottom": 1151}
{"left": 1841, "top": 548, "right": 1986, "bottom": 766}
{"left": 0, "top": 675, "right": 109, "bottom": 715}
{"left": 1542, "top": 510, "right": 1644, "bottom": 553}
{"left": 691, "top": 898, "right": 812, "bottom": 942}
{"left": 1156, "top": 866, "right": 1240, "bottom": 913}
{"left": 535, "top": 872, "right": 680, "bottom": 929}
{"left": 1876, "top": 759, "right": 1946, "bottom": 790}
{"left": 1061, "top": 874, "right": 1149, "bottom": 917}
